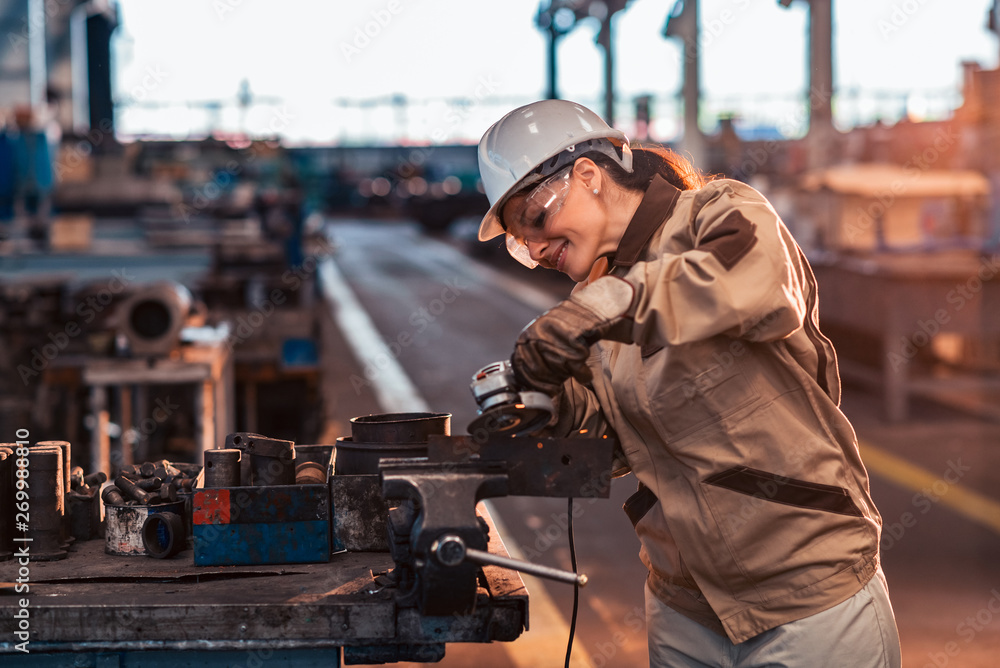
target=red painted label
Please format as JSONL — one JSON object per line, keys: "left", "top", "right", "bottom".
{"left": 193, "top": 489, "right": 231, "bottom": 525}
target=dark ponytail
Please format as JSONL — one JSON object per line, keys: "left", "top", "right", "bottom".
{"left": 583, "top": 144, "right": 708, "bottom": 193}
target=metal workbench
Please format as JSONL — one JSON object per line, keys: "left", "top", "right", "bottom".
{"left": 0, "top": 509, "right": 527, "bottom": 667}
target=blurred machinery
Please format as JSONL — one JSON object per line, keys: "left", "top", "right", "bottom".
{"left": 115, "top": 281, "right": 194, "bottom": 357}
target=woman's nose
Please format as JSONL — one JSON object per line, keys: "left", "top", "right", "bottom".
{"left": 525, "top": 238, "right": 548, "bottom": 263}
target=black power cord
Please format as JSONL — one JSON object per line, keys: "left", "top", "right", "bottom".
{"left": 565, "top": 496, "right": 579, "bottom": 668}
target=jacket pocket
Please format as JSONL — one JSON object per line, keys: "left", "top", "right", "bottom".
{"left": 650, "top": 363, "right": 756, "bottom": 443}
{"left": 699, "top": 466, "right": 875, "bottom": 604}
{"left": 623, "top": 483, "right": 658, "bottom": 527}
{"left": 704, "top": 466, "right": 862, "bottom": 517}
{"left": 640, "top": 342, "right": 664, "bottom": 358}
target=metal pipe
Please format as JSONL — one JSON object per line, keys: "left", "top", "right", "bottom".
{"left": 25, "top": 447, "right": 67, "bottom": 561}
{"left": 464, "top": 546, "right": 588, "bottom": 587}
{"left": 204, "top": 448, "right": 241, "bottom": 488}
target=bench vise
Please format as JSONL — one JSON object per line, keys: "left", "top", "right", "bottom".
{"left": 379, "top": 433, "right": 616, "bottom": 617}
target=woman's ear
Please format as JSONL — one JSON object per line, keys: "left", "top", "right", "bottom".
{"left": 572, "top": 157, "right": 602, "bottom": 193}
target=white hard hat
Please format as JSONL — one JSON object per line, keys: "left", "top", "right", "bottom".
{"left": 477, "top": 99, "right": 633, "bottom": 242}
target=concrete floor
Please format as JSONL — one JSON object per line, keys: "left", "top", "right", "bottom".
{"left": 324, "top": 219, "right": 1000, "bottom": 668}
{"left": 4, "top": 216, "right": 997, "bottom": 666}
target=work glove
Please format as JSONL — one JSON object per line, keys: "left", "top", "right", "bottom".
{"left": 511, "top": 276, "right": 636, "bottom": 396}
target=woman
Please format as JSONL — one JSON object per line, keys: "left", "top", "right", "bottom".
{"left": 476, "top": 99, "right": 902, "bottom": 667}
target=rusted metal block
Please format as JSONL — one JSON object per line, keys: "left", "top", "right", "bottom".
{"left": 329, "top": 474, "right": 389, "bottom": 553}
{"left": 192, "top": 484, "right": 330, "bottom": 566}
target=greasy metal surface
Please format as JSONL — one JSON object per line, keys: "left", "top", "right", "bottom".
{"left": 195, "top": 486, "right": 329, "bottom": 524}
{"left": 0, "top": 450, "right": 12, "bottom": 560}
{"left": 224, "top": 432, "right": 295, "bottom": 459}
{"left": 295, "top": 444, "right": 335, "bottom": 473}
{"left": 329, "top": 475, "right": 389, "bottom": 552}
{"left": 21, "top": 646, "right": 342, "bottom": 667}
{"left": 24, "top": 447, "right": 66, "bottom": 561}
{"left": 105, "top": 502, "right": 185, "bottom": 556}
{"left": 350, "top": 412, "right": 451, "bottom": 443}
{"left": 425, "top": 435, "right": 616, "bottom": 499}
{"left": 192, "top": 486, "right": 330, "bottom": 565}
{"left": 332, "top": 437, "right": 428, "bottom": 476}
{"left": 382, "top": 461, "right": 508, "bottom": 615}
{"left": 0, "top": 512, "right": 527, "bottom": 652}
{"left": 203, "top": 449, "right": 241, "bottom": 488}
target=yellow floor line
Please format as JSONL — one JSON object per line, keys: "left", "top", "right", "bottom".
{"left": 859, "top": 438, "right": 1000, "bottom": 535}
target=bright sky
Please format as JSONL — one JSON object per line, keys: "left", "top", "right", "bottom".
{"left": 112, "top": 0, "right": 1000, "bottom": 144}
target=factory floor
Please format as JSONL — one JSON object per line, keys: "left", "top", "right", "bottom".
{"left": 3, "top": 216, "right": 998, "bottom": 667}
{"left": 317, "top": 219, "right": 1000, "bottom": 668}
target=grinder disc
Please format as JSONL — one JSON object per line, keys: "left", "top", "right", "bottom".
{"left": 467, "top": 391, "right": 553, "bottom": 438}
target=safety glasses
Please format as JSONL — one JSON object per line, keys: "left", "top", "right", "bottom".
{"left": 502, "top": 167, "right": 572, "bottom": 268}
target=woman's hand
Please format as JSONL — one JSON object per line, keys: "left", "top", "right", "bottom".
{"left": 511, "top": 276, "right": 635, "bottom": 395}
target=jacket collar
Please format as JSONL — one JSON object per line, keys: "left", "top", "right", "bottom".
{"left": 611, "top": 174, "right": 681, "bottom": 268}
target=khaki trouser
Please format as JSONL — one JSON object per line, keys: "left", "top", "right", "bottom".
{"left": 645, "top": 569, "right": 902, "bottom": 668}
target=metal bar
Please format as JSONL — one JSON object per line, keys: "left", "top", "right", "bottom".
{"left": 464, "top": 547, "right": 587, "bottom": 587}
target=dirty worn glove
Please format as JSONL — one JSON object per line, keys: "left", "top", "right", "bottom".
{"left": 511, "top": 276, "right": 636, "bottom": 396}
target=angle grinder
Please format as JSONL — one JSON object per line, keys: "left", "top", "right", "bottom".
{"left": 468, "top": 360, "right": 554, "bottom": 437}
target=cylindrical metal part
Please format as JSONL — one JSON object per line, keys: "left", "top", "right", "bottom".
{"left": 204, "top": 449, "right": 242, "bottom": 488}
{"left": 336, "top": 413, "right": 449, "bottom": 476}
{"left": 0, "top": 450, "right": 13, "bottom": 560}
{"left": 117, "top": 281, "right": 193, "bottom": 356}
{"left": 67, "top": 489, "right": 97, "bottom": 542}
{"left": 101, "top": 485, "right": 126, "bottom": 506}
{"left": 83, "top": 471, "right": 108, "bottom": 487}
{"left": 333, "top": 437, "right": 428, "bottom": 476}
{"left": 158, "top": 482, "right": 178, "bottom": 503}
{"left": 295, "top": 461, "right": 327, "bottom": 485}
{"left": 30, "top": 444, "right": 70, "bottom": 549}
{"left": 139, "top": 461, "right": 156, "bottom": 478}
{"left": 25, "top": 447, "right": 67, "bottom": 561}
{"left": 135, "top": 477, "right": 162, "bottom": 492}
{"left": 294, "top": 444, "right": 335, "bottom": 476}
{"left": 250, "top": 451, "right": 295, "bottom": 486}
{"left": 115, "top": 475, "right": 152, "bottom": 504}
{"left": 105, "top": 501, "right": 185, "bottom": 556}
{"left": 463, "top": 545, "right": 588, "bottom": 587}
{"left": 37, "top": 441, "right": 71, "bottom": 494}
{"left": 141, "top": 511, "right": 185, "bottom": 559}
{"left": 349, "top": 412, "right": 451, "bottom": 444}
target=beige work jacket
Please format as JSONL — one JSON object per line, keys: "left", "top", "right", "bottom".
{"left": 557, "top": 176, "right": 882, "bottom": 644}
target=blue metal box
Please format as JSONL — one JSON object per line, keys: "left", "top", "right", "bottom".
{"left": 192, "top": 485, "right": 331, "bottom": 566}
